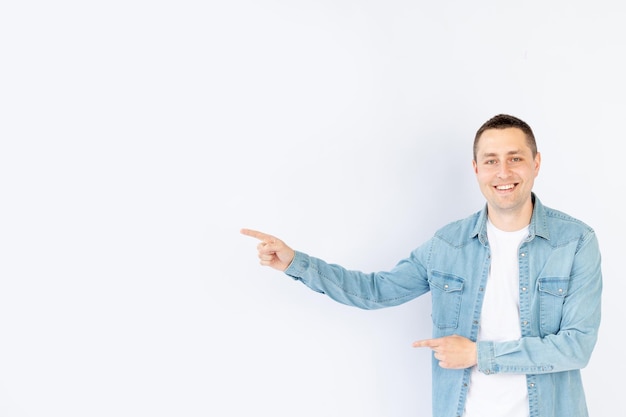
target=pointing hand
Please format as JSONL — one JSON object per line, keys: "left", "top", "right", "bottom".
{"left": 412, "top": 335, "right": 477, "bottom": 369}
{"left": 240, "top": 228, "right": 295, "bottom": 272}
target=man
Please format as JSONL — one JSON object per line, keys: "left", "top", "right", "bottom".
{"left": 241, "top": 114, "right": 602, "bottom": 417}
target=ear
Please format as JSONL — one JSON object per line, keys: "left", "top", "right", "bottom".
{"left": 472, "top": 159, "right": 478, "bottom": 174}
{"left": 534, "top": 152, "right": 542, "bottom": 175}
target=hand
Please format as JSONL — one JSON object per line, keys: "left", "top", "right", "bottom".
{"left": 240, "top": 228, "right": 295, "bottom": 272}
{"left": 412, "top": 335, "right": 477, "bottom": 369}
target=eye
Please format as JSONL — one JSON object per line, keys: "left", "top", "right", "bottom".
{"left": 485, "top": 159, "right": 497, "bottom": 165}
{"left": 511, "top": 157, "right": 522, "bottom": 162}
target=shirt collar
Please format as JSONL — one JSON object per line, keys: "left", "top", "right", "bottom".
{"left": 472, "top": 193, "right": 549, "bottom": 244}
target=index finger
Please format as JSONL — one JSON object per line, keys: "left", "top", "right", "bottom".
{"left": 240, "top": 228, "right": 274, "bottom": 242}
{"left": 412, "top": 338, "right": 439, "bottom": 348}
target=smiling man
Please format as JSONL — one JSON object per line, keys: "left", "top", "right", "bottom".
{"left": 473, "top": 120, "right": 541, "bottom": 231}
{"left": 241, "top": 114, "right": 603, "bottom": 417}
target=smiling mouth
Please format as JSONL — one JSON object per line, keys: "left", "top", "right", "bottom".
{"left": 495, "top": 184, "right": 516, "bottom": 190}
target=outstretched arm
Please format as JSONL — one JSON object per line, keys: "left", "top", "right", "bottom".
{"left": 240, "top": 228, "right": 296, "bottom": 272}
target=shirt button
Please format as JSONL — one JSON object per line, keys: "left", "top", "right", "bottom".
{"left": 523, "top": 321, "right": 528, "bottom": 326}
{"left": 558, "top": 288, "right": 563, "bottom": 293}
{"left": 521, "top": 253, "right": 526, "bottom": 257}
{"left": 521, "top": 287, "right": 527, "bottom": 291}
{"left": 444, "top": 284, "right": 449, "bottom": 289}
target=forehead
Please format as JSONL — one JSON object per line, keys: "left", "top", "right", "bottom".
{"left": 476, "top": 128, "right": 531, "bottom": 155}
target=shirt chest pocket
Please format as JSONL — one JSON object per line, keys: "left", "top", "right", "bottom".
{"left": 538, "top": 277, "right": 569, "bottom": 335}
{"left": 429, "top": 271, "right": 464, "bottom": 329}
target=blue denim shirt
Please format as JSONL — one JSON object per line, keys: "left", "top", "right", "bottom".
{"left": 284, "top": 194, "right": 602, "bottom": 417}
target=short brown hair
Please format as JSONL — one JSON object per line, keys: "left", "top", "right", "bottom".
{"left": 473, "top": 114, "right": 537, "bottom": 161}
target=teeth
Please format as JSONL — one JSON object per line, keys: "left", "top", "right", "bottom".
{"left": 496, "top": 184, "right": 514, "bottom": 190}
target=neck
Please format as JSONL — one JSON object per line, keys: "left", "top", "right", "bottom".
{"left": 487, "top": 200, "right": 533, "bottom": 232}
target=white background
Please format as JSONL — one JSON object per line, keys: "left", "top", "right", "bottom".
{"left": 1, "top": 1, "right": 623, "bottom": 416}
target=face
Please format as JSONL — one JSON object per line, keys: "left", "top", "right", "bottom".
{"left": 472, "top": 127, "right": 541, "bottom": 217}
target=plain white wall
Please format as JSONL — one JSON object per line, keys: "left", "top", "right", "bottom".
{"left": 1, "top": 1, "right": 623, "bottom": 416}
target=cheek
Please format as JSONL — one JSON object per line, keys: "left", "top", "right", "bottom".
{"left": 521, "top": 166, "right": 538, "bottom": 178}
{"left": 474, "top": 170, "right": 491, "bottom": 183}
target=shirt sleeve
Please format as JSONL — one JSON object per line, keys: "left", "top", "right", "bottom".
{"left": 284, "top": 249, "right": 431, "bottom": 310}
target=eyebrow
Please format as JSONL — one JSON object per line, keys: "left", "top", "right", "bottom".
{"left": 480, "top": 149, "right": 524, "bottom": 158}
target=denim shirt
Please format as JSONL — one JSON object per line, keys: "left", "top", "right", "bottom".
{"left": 284, "top": 194, "right": 602, "bottom": 417}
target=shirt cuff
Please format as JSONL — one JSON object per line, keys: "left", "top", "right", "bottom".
{"left": 477, "top": 341, "right": 497, "bottom": 375}
{"left": 284, "top": 250, "right": 310, "bottom": 279}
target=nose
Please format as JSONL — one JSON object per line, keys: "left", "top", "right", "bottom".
{"left": 496, "top": 162, "right": 512, "bottom": 178}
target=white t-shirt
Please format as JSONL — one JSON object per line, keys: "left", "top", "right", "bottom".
{"left": 463, "top": 221, "right": 530, "bottom": 417}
